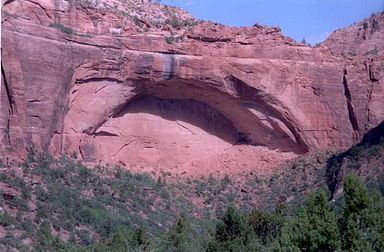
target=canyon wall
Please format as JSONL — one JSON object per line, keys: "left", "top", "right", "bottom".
{"left": 1, "top": 0, "right": 383, "bottom": 174}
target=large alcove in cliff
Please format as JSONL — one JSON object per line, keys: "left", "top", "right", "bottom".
{"left": 112, "top": 95, "right": 239, "bottom": 145}
{"left": 93, "top": 95, "right": 240, "bottom": 167}
{"left": 58, "top": 75, "right": 307, "bottom": 175}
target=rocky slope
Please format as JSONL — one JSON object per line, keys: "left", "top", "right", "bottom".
{"left": 1, "top": 0, "right": 383, "bottom": 175}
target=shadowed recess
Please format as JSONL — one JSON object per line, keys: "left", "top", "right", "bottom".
{"left": 114, "top": 95, "right": 241, "bottom": 144}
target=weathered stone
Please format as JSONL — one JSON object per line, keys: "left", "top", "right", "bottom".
{"left": 1, "top": 1, "right": 383, "bottom": 174}
{"left": 322, "top": 12, "right": 384, "bottom": 135}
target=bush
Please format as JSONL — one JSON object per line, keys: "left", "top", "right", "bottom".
{"left": 166, "top": 17, "right": 181, "bottom": 29}
{"left": 366, "top": 48, "right": 379, "bottom": 55}
{"left": 0, "top": 212, "right": 14, "bottom": 226}
{"left": 134, "top": 16, "right": 143, "bottom": 28}
{"left": 165, "top": 36, "right": 175, "bottom": 44}
{"left": 10, "top": 196, "right": 29, "bottom": 211}
{"left": 48, "top": 23, "right": 74, "bottom": 34}
{"left": 35, "top": 221, "right": 66, "bottom": 251}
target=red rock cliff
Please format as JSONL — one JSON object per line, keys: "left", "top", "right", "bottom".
{"left": 1, "top": 1, "right": 383, "bottom": 174}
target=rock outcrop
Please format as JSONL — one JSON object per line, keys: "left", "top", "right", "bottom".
{"left": 322, "top": 12, "right": 384, "bottom": 137}
{"left": 1, "top": 1, "right": 383, "bottom": 175}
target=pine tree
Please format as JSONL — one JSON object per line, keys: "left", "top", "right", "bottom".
{"left": 132, "top": 226, "right": 151, "bottom": 251}
{"left": 161, "top": 214, "right": 195, "bottom": 252}
{"left": 102, "top": 228, "right": 131, "bottom": 252}
{"left": 248, "top": 207, "right": 286, "bottom": 244}
{"left": 208, "top": 205, "right": 259, "bottom": 252}
{"left": 341, "top": 174, "right": 384, "bottom": 251}
{"left": 280, "top": 189, "right": 341, "bottom": 251}
{"left": 215, "top": 206, "right": 246, "bottom": 243}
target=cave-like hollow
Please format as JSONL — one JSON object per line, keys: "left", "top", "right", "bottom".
{"left": 93, "top": 94, "right": 243, "bottom": 167}
{"left": 113, "top": 95, "right": 242, "bottom": 143}
{"left": 61, "top": 78, "right": 308, "bottom": 170}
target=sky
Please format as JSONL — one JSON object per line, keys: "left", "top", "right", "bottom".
{"left": 160, "top": 0, "right": 384, "bottom": 45}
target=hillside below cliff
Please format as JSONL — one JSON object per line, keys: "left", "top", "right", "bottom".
{"left": 0, "top": 115, "right": 383, "bottom": 251}
{"left": 1, "top": 0, "right": 383, "bottom": 175}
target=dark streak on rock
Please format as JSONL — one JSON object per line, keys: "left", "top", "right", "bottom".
{"left": 76, "top": 77, "right": 123, "bottom": 84}
{"left": 342, "top": 68, "right": 360, "bottom": 138}
{"left": 2, "top": 0, "right": 17, "bottom": 7}
{"left": 1, "top": 62, "right": 14, "bottom": 115}
{"left": 1, "top": 62, "right": 14, "bottom": 145}
{"left": 93, "top": 131, "right": 119, "bottom": 137}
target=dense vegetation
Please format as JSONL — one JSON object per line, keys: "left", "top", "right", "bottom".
{"left": 0, "top": 135, "right": 383, "bottom": 251}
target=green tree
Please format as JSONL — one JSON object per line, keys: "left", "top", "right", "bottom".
{"left": 280, "top": 189, "right": 341, "bottom": 251}
{"left": 208, "top": 206, "right": 259, "bottom": 252}
{"left": 367, "top": 191, "right": 384, "bottom": 251}
{"left": 97, "top": 227, "right": 131, "bottom": 252}
{"left": 35, "top": 221, "right": 66, "bottom": 251}
{"left": 161, "top": 214, "right": 196, "bottom": 252}
{"left": 341, "top": 174, "right": 384, "bottom": 251}
{"left": 216, "top": 206, "right": 247, "bottom": 243}
{"left": 132, "top": 226, "right": 151, "bottom": 251}
{"left": 248, "top": 206, "right": 286, "bottom": 244}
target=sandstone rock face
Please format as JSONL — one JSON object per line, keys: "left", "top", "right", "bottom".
{"left": 1, "top": 1, "right": 383, "bottom": 175}
{"left": 322, "top": 12, "right": 384, "bottom": 137}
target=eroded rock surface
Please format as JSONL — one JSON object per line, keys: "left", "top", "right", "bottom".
{"left": 322, "top": 12, "right": 384, "bottom": 136}
{"left": 1, "top": 1, "right": 383, "bottom": 175}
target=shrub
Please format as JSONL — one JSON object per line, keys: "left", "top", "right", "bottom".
{"left": 35, "top": 221, "right": 66, "bottom": 251}
{"left": 0, "top": 212, "right": 14, "bottom": 226}
{"left": 220, "top": 174, "right": 231, "bottom": 187}
{"left": 366, "top": 48, "right": 379, "bottom": 55}
{"left": 371, "top": 18, "right": 379, "bottom": 33}
{"left": 165, "top": 36, "right": 175, "bottom": 44}
{"left": 48, "top": 23, "right": 74, "bottom": 34}
{"left": 169, "top": 17, "right": 181, "bottom": 29}
{"left": 10, "top": 196, "right": 29, "bottom": 211}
